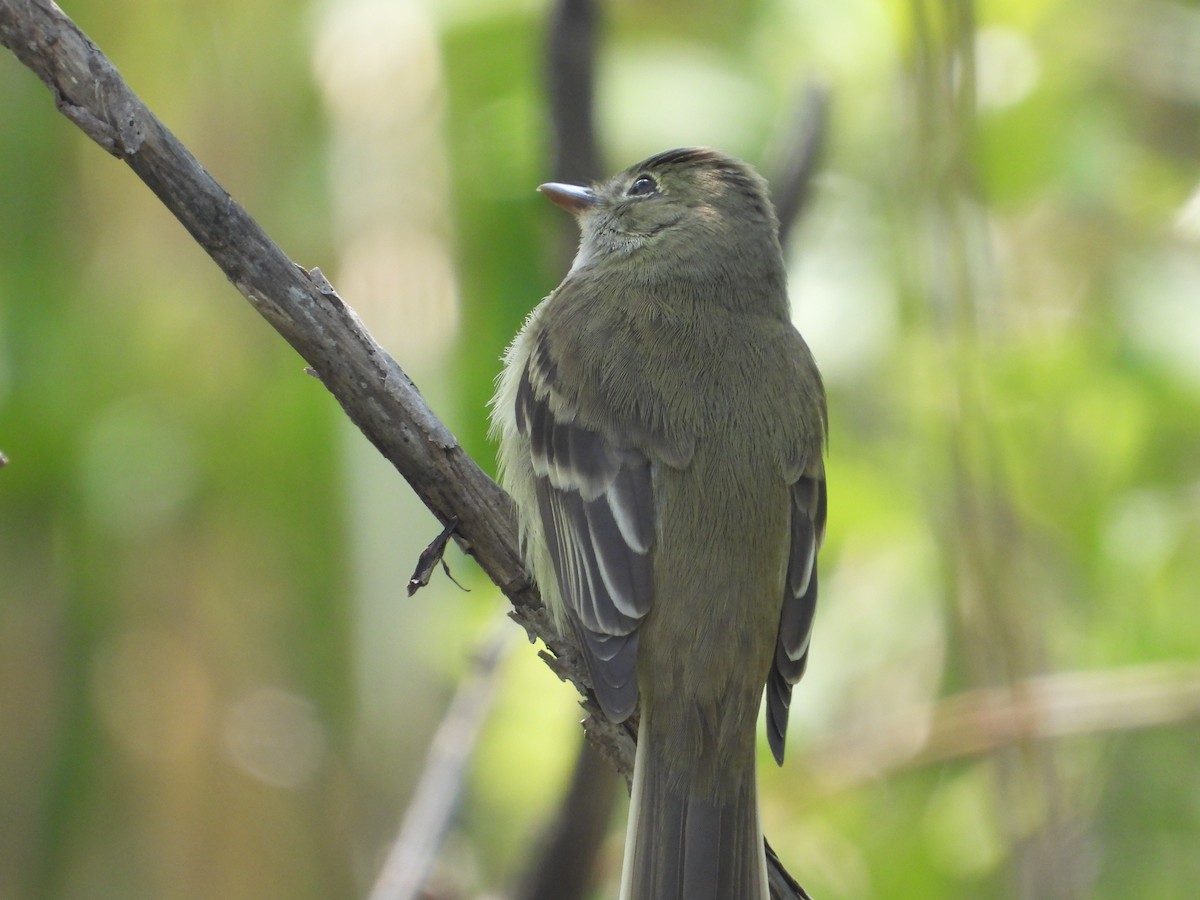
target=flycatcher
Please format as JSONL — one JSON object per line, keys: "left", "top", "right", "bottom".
{"left": 492, "top": 147, "right": 827, "bottom": 899}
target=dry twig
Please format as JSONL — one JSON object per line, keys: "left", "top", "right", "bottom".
{"left": 367, "top": 617, "right": 515, "bottom": 900}
{"left": 804, "top": 661, "right": 1200, "bottom": 792}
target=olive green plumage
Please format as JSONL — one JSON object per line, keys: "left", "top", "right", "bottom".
{"left": 492, "top": 147, "right": 827, "bottom": 900}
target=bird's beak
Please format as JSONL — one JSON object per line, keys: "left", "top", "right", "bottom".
{"left": 538, "top": 182, "right": 601, "bottom": 214}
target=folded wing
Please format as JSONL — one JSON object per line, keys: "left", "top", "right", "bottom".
{"left": 766, "top": 474, "right": 827, "bottom": 764}
{"left": 515, "top": 354, "right": 656, "bottom": 722}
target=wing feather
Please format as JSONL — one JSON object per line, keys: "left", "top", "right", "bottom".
{"left": 767, "top": 475, "right": 827, "bottom": 765}
{"left": 516, "top": 360, "right": 656, "bottom": 722}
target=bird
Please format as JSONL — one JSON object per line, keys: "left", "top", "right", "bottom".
{"left": 491, "top": 147, "right": 827, "bottom": 899}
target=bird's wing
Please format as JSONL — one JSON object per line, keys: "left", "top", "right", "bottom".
{"left": 514, "top": 336, "right": 656, "bottom": 722}
{"left": 766, "top": 473, "right": 827, "bottom": 764}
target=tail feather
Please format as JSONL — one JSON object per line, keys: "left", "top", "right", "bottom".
{"left": 619, "top": 712, "right": 768, "bottom": 900}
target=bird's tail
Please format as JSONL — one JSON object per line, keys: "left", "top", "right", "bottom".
{"left": 618, "top": 709, "right": 768, "bottom": 900}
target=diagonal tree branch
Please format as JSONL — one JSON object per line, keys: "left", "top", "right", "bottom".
{"left": 0, "top": 1, "right": 804, "bottom": 895}
{"left": 0, "top": 0, "right": 621, "bottom": 815}
{"left": 1, "top": 0, "right": 554, "bottom": 656}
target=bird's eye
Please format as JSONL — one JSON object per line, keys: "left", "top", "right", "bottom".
{"left": 627, "top": 175, "right": 658, "bottom": 197}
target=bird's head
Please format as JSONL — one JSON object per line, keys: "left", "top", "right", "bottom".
{"left": 540, "top": 147, "right": 783, "bottom": 285}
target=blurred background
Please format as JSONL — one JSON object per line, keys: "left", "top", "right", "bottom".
{"left": 2, "top": 0, "right": 1199, "bottom": 897}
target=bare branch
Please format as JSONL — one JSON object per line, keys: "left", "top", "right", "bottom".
{"left": 804, "top": 662, "right": 1200, "bottom": 793}
{"left": 545, "top": 0, "right": 601, "bottom": 181}
{"left": 769, "top": 82, "right": 830, "bottom": 246}
{"left": 367, "top": 617, "right": 515, "bottom": 900}
{"left": 0, "top": 0, "right": 563, "bottom": 670}
{"left": 512, "top": 740, "right": 619, "bottom": 900}
{"left": 0, "top": 0, "right": 630, "bottom": 865}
